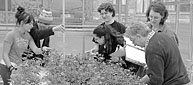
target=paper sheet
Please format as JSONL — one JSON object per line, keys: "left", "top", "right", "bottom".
{"left": 124, "top": 37, "right": 146, "bottom": 66}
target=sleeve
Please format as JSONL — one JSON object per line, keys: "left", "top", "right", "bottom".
{"left": 42, "top": 37, "right": 50, "bottom": 47}
{"left": 116, "top": 22, "right": 126, "bottom": 34}
{"left": 120, "top": 23, "right": 126, "bottom": 34}
{"left": 4, "top": 32, "right": 14, "bottom": 45}
{"left": 29, "top": 22, "right": 54, "bottom": 40}
{"left": 146, "top": 51, "right": 164, "bottom": 85}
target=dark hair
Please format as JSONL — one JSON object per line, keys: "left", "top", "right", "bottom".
{"left": 93, "top": 25, "right": 125, "bottom": 54}
{"left": 97, "top": 3, "right": 115, "bottom": 17}
{"left": 146, "top": 1, "right": 168, "bottom": 25}
{"left": 15, "top": 6, "right": 34, "bottom": 25}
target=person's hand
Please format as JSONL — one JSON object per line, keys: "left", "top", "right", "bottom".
{"left": 111, "top": 56, "right": 120, "bottom": 63}
{"left": 85, "top": 49, "right": 98, "bottom": 56}
{"left": 52, "top": 24, "right": 65, "bottom": 32}
{"left": 8, "top": 65, "right": 17, "bottom": 73}
{"left": 110, "top": 46, "right": 126, "bottom": 57}
{"left": 139, "top": 75, "right": 150, "bottom": 84}
{"left": 42, "top": 46, "right": 52, "bottom": 52}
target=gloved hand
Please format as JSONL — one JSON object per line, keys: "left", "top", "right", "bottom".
{"left": 8, "top": 65, "right": 17, "bottom": 73}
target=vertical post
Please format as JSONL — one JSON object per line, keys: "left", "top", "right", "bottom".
{"left": 190, "top": 0, "right": 193, "bottom": 63}
{"left": 190, "top": 0, "right": 193, "bottom": 81}
{"left": 62, "top": 0, "right": 66, "bottom": 56}
{"left": 175, "top": 1, "right": 179, "bottom": 34}
{"left": 118, "top": 0, "right": 122, "bottom": 22}
{"left": 190, "top": 1, "right": 193, "bottom": 79}
{"left": 5, "top": 0, "right": 8, "bottom": 24}
{"left": 82, "top": 0, "right": 85, "bottom": 55}
{"left": 82, "top": 0, "right": 85, "bottom": 25}
{"left": 125, "top": 0, "right": 129, "bottom": 25}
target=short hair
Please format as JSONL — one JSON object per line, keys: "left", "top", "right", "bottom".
{"left": 97, "top": 3, "right": 115, "bottom": 17}
{"left": 126, "top": 21, "right": 152, "bottom": 37}
{"left": 146, "top": 1, "right": 168, "bottom": 25}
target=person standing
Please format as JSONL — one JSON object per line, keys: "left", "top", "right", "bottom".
{"left": 97, "top": 2, "right": 126, "bottom": 34}
{"left": 0, "top": 6, "right": 52, "bottom": 85}
{"left": 146, "top": 1, "right": 179, "bottom": 46}
{"left": 125, "top": 21, "right": 190, "bottom": 85}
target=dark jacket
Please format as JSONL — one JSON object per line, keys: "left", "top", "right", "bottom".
{"left": 146, "top": 33, "right": 190, "bottom": 85}
{"left": 29, "top": 21, "right": 54, "bottom": 48}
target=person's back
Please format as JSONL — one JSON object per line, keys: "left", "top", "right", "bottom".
{"left": 146, "top": 32, "right": 190, "bottom": 85}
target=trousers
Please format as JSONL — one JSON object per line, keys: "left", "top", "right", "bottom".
{"left": 0, "top": 63, "right": 11, "bottom": 85}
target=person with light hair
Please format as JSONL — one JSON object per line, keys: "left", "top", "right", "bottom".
{"left": 125, "top": 21, "right": 190, "bottom": 85}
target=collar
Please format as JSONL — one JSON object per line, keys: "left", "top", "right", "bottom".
{"left": 145, "top": 31, "right": 155, "bottom": 50}
{"left": 105, "top": 19, "right": 115, "bottom": 25}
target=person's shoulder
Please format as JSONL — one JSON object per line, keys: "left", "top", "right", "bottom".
{"left": 163, "top": 24, "right": 172, "bottom": 31}
{"left": 6, "top": 29, "right": 16, "bottom": 36}
{"left": 113, "top": 20, "right": 126, "bottom": 27}
{"left": 162, "top": 24, "right": 175, "bottom": 33}
{"left": 100, "top": 22, "right": 105, "bottom": 25}
{"left": 4, "top": 29, "right": 17, "bottom": 41}
{"left": 113, "top": 20, "right": 124, "bottom": 25}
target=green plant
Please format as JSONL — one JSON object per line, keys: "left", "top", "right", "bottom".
{"left": 11, "top": 49, "right": 145, "bottom": 85}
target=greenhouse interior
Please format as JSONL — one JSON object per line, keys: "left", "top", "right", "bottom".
{"left": 0, "top": 0, "right": 192, "bottom": 84}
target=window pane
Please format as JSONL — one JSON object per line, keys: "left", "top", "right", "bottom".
{"left": 180, "top": 4, "right": 190, "bottom": 12}
{"left": 136, "top": 0, "right": 143, "bottom": 13}
{"left": 0, "top": 12, "right": 5, "bottom": 23}
{"left": 122, "top": 0, "right": 126, "bottom": 5}
{"left": 0, "top": 0, "right": 5, "bottom": 11}
{"left": 166, "top": 5, "right": 176, "bottom": 12}
{"left": 8, "top": 0, "right": 11, "bottom": 11}
{"left": 8, "top": 12, "right": 15, "bottom": 23}
{"left": 163, "top": 0, "right": 175, "bottom": 2}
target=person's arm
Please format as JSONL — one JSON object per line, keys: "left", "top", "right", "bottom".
{"left": 146, "top": 52, "right": 164, "bottom": 85}
{"left": 2, "top": 32, "right": 13, "bottom": 67}
{"left": 85, "top": 44, "right": 99, "bottom": 55}
{"left": 140, "top": 74, "right": 150, "bottom": 84}
{"left": 110, "top": 45, "right": 126, "bottom": 62}
{"left": 29, "top": 24, "right": 54, "bottom": 40}
{"left": 118, "top": 22, "right": 126, "bottom": 34}
{"left": 29, "top": 37, "right": 51, "bottom": 54}
{"left": 42, "top": 37, "right": 50, "bottom": 47}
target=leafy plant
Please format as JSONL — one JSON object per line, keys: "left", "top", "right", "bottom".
{"left": 11, "top": 49, "right": 145, "bottom": 85}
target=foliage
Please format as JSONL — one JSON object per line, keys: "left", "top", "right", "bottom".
{"left": 11, "top": 49, "right": 145, "bottom": 85}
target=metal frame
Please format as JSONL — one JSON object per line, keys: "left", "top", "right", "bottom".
{"left": 190, "top": 0, "right": 193, "bottom": 81}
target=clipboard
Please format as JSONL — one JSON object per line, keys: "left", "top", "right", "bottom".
{"left": 124, "top": 37, "right": 146, "bottom": 66}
